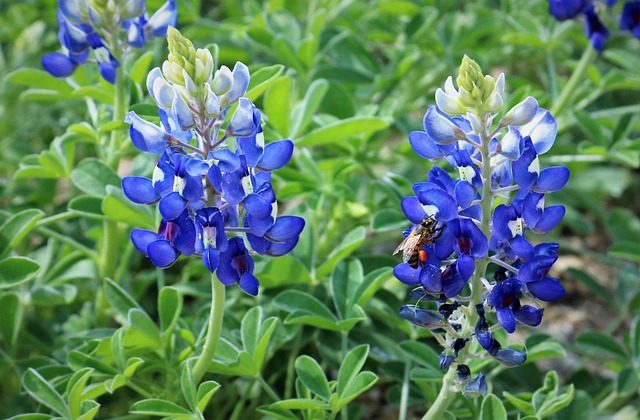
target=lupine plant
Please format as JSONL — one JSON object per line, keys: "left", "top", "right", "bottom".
{"left": 394, "top": 56, "right": 574, "bottom": 418}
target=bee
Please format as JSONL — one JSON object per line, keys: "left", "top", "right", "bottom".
{"left": 393, "top": 216, "right": 443, "bottom": 268}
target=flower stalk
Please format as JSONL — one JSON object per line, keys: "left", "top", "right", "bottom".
{"left": 192, "top": 273, "right": 226, "bottom": 383}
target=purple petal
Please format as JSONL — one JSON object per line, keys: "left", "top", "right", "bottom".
{"left": 419, "top": 264, "right": 443, "bottom": 293}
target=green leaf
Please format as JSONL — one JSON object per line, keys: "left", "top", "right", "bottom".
{"left": 576, "top": 331, "right": 627, "bottom": 359}
{"left": 102, "top": 185, "right": 155, "bottom": 229}
{"left": 67, "top": 351, "right": 118, "bottom": 376}
{"left": 30, "top": 284, "right": 78, "bottom": 306}
{"left": 481, "top": 394, "right": 507, "bottom": 420}
{"left": 525, "top": 341, "right": 566, "bottom": 363}
{"left": 338, "top": 371, "right": 378, "bottom": 407}
{"left": 316, "top": 226, "right": 366, "bottom": 278}
{"left": 615, "top": 368, "right": 639, "bottom": 397}
{"left": 158, "top": 286, "right": 182, "bottom": 335}
{"left": 104, "top": 278, "right": 144, "bottom": 322}
{"left": 246, "top": 64, "right": 285, "bottom": 101}
{"left": 269, "top": 399, "right": 331, "bottom": 410}
{"left": 371, "top": 209, "right": 407, "bottom": 232}
{"left": 331, "top": 259, "right": 363, "bottom": 320}
{"left": 258, "top": 255, "right": 312, "bottom": 288}
{"left": 68, "top": 196, "right": 106, "bottom": 220}
{"left": 273, "top": 290, "right": 340, "bottom": 330}
{"left": 337, "top": 345, "right": 369, "bottom": 396}
{"left": 130, "top": 51, "right": 155, "bottom": 85}
{"left": 72, "top": 86, "right": 114, "bottom": 104}
{"left": 5, "top": 68, "right": 72, "bottom": 93}
{"left": 555, "top": 390, "right": 592, "bottom": 420}
{"left": 0, "top": 292, "right": 23, "bottom": 349}
{"left": 70, "top": 158, "right": 121, "bottom": 198}
{"left": 536, "top": 385, "right": 574, "bottom": 418}
{"left": 0, "top": 209, "right": 44, "bottom": 259}
{"left": 181, "top": 361, "right": 197, "bottom": 411}
{"left": 502, "top": 392, "right": 534, "bottom": 415}
{"left": 631, "top": 315, "right": 640, "bottom": 359}
{"left": 77, "top": 400, "right": 100, "bottom": 420}
{"left": 264, "top": 76, "right": 292, "bottom": 136}
{"left": 240, "top": 307, "right": 278, "bottom": 371}
{"left": 573, "top": 110, "right": 606, "bottom": 145}
{"left": 289, "top": 79, "right": 329, "bottom": 138}
{"left": 7, "top": 415, "right": 54, "bottom": 420}
{"left": 129, "top": 399, "right": 192, "bottom": 416}
{"left": 609, "top": 241, "right": 640, "bottom": 263}
{"left": 197, "top": 381, "right": 221, "bottom": 412}
{"left": 67, "top": 368, "right": 94, "bottom": 419}
{"left": 294, "top": 356, "right": 331, "bottom": 401}
{"left": 295, "top": 116, "right": 390, "bottom": 146}
{"left": 0, "top": 257, "right": 40, "bottom": 289}
{"left": 22, "top": 368, "right": 71, "bottom": 418}
{"left": 124, "top": 308, "right": 161, "bottom": 351}
{"left": 355, "top": 267, "right": 392, "bottom": 307}
{"left": 399, "top": 341, "right": 440, "bottom": 370}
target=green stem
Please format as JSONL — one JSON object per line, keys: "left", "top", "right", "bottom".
{"left": 421, "top": 367, "right": 456, "bottom": 420}
{"left": 398, "top": 359, "right": 412, "bottom": 420}
{"left": 257, "top": 375, "right": 281, "bottom": 401}
{"left": 191, "top": 274, "right": 226, "bottom": 383}
{"left": 36, "top": 212, "right": 77, "bottom": 227}
{"left": 284, "top": 330, "right": 302, "bottom": 399}
{"left": 550, "top": 45, "right": 597, "bottom": 116}
{"left": 36, "top": 226, "right": 98, "bottom": 263}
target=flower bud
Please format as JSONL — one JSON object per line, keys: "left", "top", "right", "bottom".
{"left": 499, "top": 96, "right": 539, "bottom": 127}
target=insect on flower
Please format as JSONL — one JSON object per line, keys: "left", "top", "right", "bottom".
{"left": 393, "top": 215, "right": 444, "bottom": 268}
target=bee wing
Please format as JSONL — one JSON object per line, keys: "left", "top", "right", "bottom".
{"left": 393, "top": 236, "right": 409, "bottom": 255}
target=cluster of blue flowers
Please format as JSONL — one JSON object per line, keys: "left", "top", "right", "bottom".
{"left": 394, "top": 57, "right": 569, "bottom": 394}
{"left": 42, "top": 0, "right": 177, "bottom": 83}
{"left": 122, "top": 28, "right": 304, "bottom": 296}
{"left": 548, "top": 0, "right": 640, "bottom": 50}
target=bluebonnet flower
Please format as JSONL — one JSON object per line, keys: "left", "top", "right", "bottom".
{"left": 42, "top": 0, "right": 177, "bottom": 83}
{"left": 394, "top": 57, "right": 567, "bottom": 392}
{"left": 545, "top": 0, "right": 640, "bottom": 50}
{"left": 122, "top": 28, "right": 304, "bottom": 295}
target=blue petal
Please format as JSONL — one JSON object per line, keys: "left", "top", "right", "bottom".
{"left": 212, "top": 148, "right": 241, "bottom": 173}
{"left": 514, "top": 305, "right": 543, "bottom": 327}
{"left": 499, "top": 126, "right": 523, "bottom": 160}
{"left": 237, "top": 134, "right": 263, "bottom": 167}
{"left": 423, "top": 105, "right": 465, "bottom": 144}
{"left": 534, "top": 166, "right": 570, "bottom": 193}
{"left": 227, "top": 62, "right": 251, "bottom": 104}
{"left": 414, "top": 187, "right": 458, "bottom": 222}
{"left": 131, "top": 229, "right": 158, "bottom": 256}
{"left": 419, "top": 264, "right": 443, "bottom": 293}
{"left": 428, "top": 167, "right": 455, "bottom": 194}
{"left": 400, "top": 196, "right": 426, "bottom": 224}
{"left": 207, "top": 165, "right": 222, "bottom": 191}
{"left": 98, "top": 61, "right": 117, "bottom": 84}
{"left": 202, "top": 247, "right": 220, "bottom": 273}
{"left": 159, "top": 191, "right": 187, "bottom": 220}
{"left": 170, "top": 210, "right": 196, "bottom": 256}
{"left": 243, "top": 193, "right": 273, "bottom": 219}
{"left": 493, "top": 348, "right": 527, "bottom": 367}
{"left": 258, "top": 140, "right": 294, "bottom": 171}
{"left": 122, "top": 176, "right": 158, "bottom": 204}
{"left": 398, "top": 305, "right": 445, "bottom": 329}
{"left": 239, "top": 272, "right": 259, "bottom": 296}
{"left": 172, "top": 93, "right": 195, "bottom": 130}
{"left": 217, "top": 258, "right": 238, "bottom": 286}
{"left": 519, "top": 109, "right": 557, "bottom": 155}
{"left": 266, "top": 237, "right": 300, "bottom": 256}
{"left": 510, "top": 235, "right": 534, "bottom": 260}
{"left": 186, "top": 158, "right": 210, "bottom": 176}
{"left": 42, "top": 52, "right": 78, "bottom": 78}
{"left": 266, "top": 216, "right": 305, "bottom": 241}
{"left": 527, "top": 277, "right": 565, "bottom": 301}
{"left": 492, "top": 204, "right": 516, "bottom": 241}
{"left": 454, "top": 181, "right": 475, "bottom": 209}
{"left": 246, "top": 232, "right": 269, "bottom": 255}
{"left": 496, "top": 307, "right": 516, "bottom": 333}
{"left": 126, "top": 111, "right": 168, "bottom": 154}
{"left": 147, "top": 239, "right": 179, "bottom": 268}
{"left": 245, "top": 213, "right": 274, "bottom": 237}
{"left": 182, "top": 175, "right": 204, "bottom": 203}
{"left": 456, "top": 253, "right": 475, "bottom": 282}
{"left": 221, "top": 172, "right": 246, "bottom": 205}
{"left": 533, "top": 206, "right": 565, "bottom": 233}
{"left": 409, "top": 131, "right": 443, "bottom": 160}
{"left": 512, "top": 146, "right": 538, "bottom": 189}
{"left": 393, "top": 263, "right": 420, "bottom": 286}
{"left": 476, "top": 329, "right": 497, "bottom": 354}
{"left": 145, "top": 0, "right": 177, "bottom": 37}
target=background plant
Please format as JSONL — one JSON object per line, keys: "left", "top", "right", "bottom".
{"left": 1, "top": 0, "right": 639, "bottom": 419}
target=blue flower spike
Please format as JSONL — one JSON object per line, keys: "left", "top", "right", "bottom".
{"left": 394, "top": 56, "right": 567, "bottom": 392}
{"left": 122, "top": 28, "right": 303, "bottom": 295}
{"left": 43, "top": 1, "right": 177, "bottom": 82}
